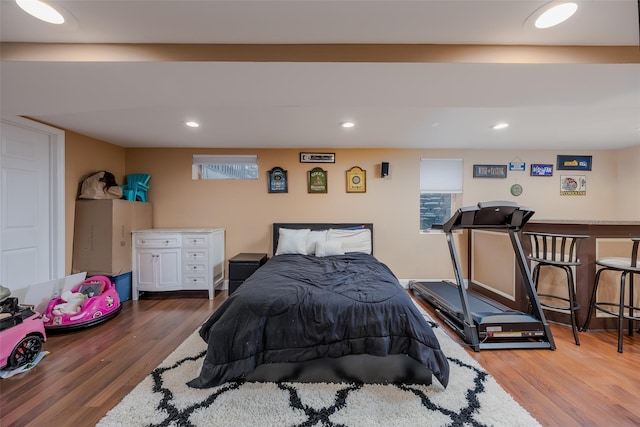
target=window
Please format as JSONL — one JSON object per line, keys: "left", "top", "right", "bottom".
{"left": 420, "top": 158, "right": 463, "bottom": 231}
{"left": 192, "top": 155, "right": 258, "bottom": 180}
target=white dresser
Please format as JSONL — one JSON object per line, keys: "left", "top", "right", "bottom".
{"left": 131, "top": 228, "right": 225, "bottom": 300}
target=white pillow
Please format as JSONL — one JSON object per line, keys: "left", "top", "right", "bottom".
{"left": 306, "top": 230, "right": 328, "bottom": 255}
{"left": 326, "top": 228, "right": 372, "bottom": 254}
{"left": 315, "top": 240, "right": 345, "bottom": 257}
{"left": 275, "top": 228, "right": 311, "bottom": 255}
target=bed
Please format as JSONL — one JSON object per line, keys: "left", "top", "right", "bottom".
{"left": 187, "top": 223, "right": 450, "bottom": 388}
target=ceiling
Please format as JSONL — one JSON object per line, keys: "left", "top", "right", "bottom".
{"left": 1, "top": 0, "right": 639, "bottom": 150}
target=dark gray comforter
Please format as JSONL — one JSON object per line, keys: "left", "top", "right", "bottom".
{"left": 188, "top": 253, "right": 449, "bottom": 388}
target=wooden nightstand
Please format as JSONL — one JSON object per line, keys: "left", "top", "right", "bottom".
{"left": 228, "top": 253, "right": 268, "bottom": 295}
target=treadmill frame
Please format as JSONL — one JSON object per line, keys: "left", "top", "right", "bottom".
{"left": 416, "top": 201, "right": 555, "bottom": 351}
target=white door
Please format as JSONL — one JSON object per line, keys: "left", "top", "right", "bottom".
{"left": 0, "top": 118, "right": 65, "bottom": 291}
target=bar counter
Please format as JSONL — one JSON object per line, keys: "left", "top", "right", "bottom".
{"left": 522, "top": 220, "right": 640, "bottom": 330}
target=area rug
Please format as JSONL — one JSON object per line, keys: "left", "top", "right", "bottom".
{"left": 98, "top": 310, "right": 540, "bottom": 427}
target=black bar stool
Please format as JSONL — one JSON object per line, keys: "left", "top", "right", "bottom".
{"left": 525, "top": 232, "right": 589, "bottom": 345}
{"left": 581, "top": 237, "right": 640, "bottom": 353}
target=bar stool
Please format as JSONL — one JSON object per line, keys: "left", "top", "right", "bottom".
{"left": 581, "top": 237, "right": 640, "bottom": 353}
{"left": 525, "top": 232, "right": 589, "bottom": 345}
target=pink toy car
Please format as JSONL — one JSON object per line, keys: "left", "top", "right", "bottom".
{"left": 0, "top": 298, "right": 47, "bottom": 370}
{"left": 42, "top": 276, "right": 121, "bottom": 332}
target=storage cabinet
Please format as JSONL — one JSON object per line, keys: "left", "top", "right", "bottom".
{"left": 72, "top": 199, "right": 152, "bottom": 276}
{"left": 132, "top": 228, "right": 225, "bottom": 300}
{"left": 228, "top": 253, "right": 268, "bottom": 295}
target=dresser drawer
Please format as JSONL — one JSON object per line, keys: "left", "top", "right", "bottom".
{"left": 183, "top": 234, "right": 209, "bottom": 248}
{"left": 135, "top": 234, "right": 181, "bottom": 248}
{"left": 182, "top": 275, "right": 208, "bottom": 287}
{"left": 184, "top": 261, "right": 207, "bottom": 274}
{"left": 183, "top": 248, "right": 208, "bottom": 262}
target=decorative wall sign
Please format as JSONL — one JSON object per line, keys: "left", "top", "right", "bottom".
{"left": 557, "top": 155, "right": 592, "bottom": 171}
{"left": 307, "top": 167, "right": 328, "bottom": 193}
{"left": 473, "top": 164, "right": 507, "bottom": 178}
{"left": 510, "top": 184, "right": 523, "bottom": 196}
{"left": 267, "top": 167, "right": 288, "bottom": 193}
{"left": 346, "top": 166, "right": 366, "bottom": 193}
{"left": 560, "top": 175, "right": 587, "bottom": 196}
{"left": 300, "top": 152, "right": 335, "bottom": 163}
{"left": 509, "top": 161, "right": 526, "bottom": 171}
{"left": 531, "top": 164, "right": 553, "bottom": 176}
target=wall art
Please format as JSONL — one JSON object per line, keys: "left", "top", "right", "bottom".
{"left": 556, "top": 155, "right": 592, "bottom": 171}
{"left": 307, "top": 167, "right": 328, "bottom": 193}
{"left": 531, "top": 164, "right": 553, "bottom": 176}
{"left": 346, "top": 166, "right": 366, "bottom": 193}
{"left": 300, "top": 152, "right": 335, "bottom": 163}
{"left": 267, "top": 167, "right": 288, "bottom": 193}
{"left": 560, "top": 175, "right": 586, "bottom": 196}
{"left": 473, "top": 164, "right": 507, "bottom": 178}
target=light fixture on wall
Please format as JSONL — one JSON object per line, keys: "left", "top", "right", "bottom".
{"left": 16, "top": 0, "right": 65, "bottom": 24}
{"left": 340, "top": 121, "right": 355, "bottom": 129}
{"left": 185, "top": 121, "right": 200, "bottom": 128}
{"left": 525, "top": 2, "right": 578, "bottom": 29}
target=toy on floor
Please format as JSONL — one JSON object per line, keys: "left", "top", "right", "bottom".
{"left": 42, "top": 276, "right": 121, "bottom": 332}
{"left": 0, "top": 286, "right": 47, "bottom": 370}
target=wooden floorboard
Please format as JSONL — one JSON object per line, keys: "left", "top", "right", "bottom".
{"left": 1, "top": 289, "right": 638, "bottom": 426}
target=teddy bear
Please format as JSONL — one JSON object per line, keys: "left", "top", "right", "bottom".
{"left": 52, "top": 291, "right": 87, "bottom": 315}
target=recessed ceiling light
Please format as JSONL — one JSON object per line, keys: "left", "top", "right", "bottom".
{"left": 491, "top": 123, "right": 509, "bottom": 130}
{"left": 534, "top": 2, "right": 578, "bottom": 29}
{"left": 16, "top": 0, "right": 65, "bottom": 24}
{"left": 185, "top": 121, "right": 200, "bottom": 128}
{"left": 340, "top": 121, "right": 355, "bottom": 128}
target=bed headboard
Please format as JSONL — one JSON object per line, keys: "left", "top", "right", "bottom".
{"left": 272, "top": 223, "right": 374, "bottom": 255}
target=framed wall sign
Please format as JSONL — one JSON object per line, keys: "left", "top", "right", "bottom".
{"left": 346, "top": 166, "right": 366, "bottom": 193}
{"left": 307, "top": 167, "right": 328, "bottom": 193}
{"left": 267, "top": 167, "right": 288, "bottom": 193}
{"left": 473, "top": 164, "right": 507, "bottom": 178}
{"left": 531, "top": 164, "right": 554, "bottom": 176}
{"left": 557, "top": 155, "right": 592, "bottom": 171}
{"left": 509, "top": 161, "right": 526, "bottom": 171}
{"left": 300, "top": 152, "right": 336, "bottom": 163}
{"left": 560, "top": 175, "right": 587, "bottom": 196}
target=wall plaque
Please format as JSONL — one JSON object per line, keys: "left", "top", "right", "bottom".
{"left": 473, "top": 164, "right": 507, "bottom": 178}
{"left": 307, "top": 167, "right": 327, "bottom": 193}
{"left": 267, "top": 167, "right": 288, "bottom": 193}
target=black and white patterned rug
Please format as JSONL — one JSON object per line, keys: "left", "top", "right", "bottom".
{"left": 98, "top": 312, "right": 540, "bottom": 427}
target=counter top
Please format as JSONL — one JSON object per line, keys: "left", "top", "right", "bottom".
{"left": 529, "top": 220, "right": 640, "bottom": 226}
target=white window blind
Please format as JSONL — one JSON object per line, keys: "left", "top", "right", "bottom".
{"left": 192, "top": 155, "right": 258, "bottom": 180}
{"left": 193, "top": 155, "right": 257, "bottom": 166}
{"left": 420, "top": 158, "right": 463, "bottom": 193}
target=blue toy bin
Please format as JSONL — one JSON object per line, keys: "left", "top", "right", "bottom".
{"left": 110, "top": 272, "right": 132, "bottom": 302}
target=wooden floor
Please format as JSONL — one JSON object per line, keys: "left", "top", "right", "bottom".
{"left": 1, "top": 289, "right": 639, "bottom": 427}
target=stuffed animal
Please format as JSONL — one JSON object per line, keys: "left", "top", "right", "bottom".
{"left": 52, "top": 291, "right": 87, "bottom": 315}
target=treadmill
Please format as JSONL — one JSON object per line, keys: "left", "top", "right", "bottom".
{"left": 411, "top": 201, "right": 556, "bottom": 351}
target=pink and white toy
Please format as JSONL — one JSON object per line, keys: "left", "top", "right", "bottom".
{"left": 42, "top": 276, "right": 121, "bottom": 331}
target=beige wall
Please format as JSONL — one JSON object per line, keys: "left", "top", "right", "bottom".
{"left": 616, "top": 145, "right": 640, "bottom": 219}
{"left": 62, "top": 135, "right": 637, "bottom": 279}
{"left": 120, "top": 146, "right": 634, "bottom": 280}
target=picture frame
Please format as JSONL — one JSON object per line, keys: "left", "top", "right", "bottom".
{"left": 560, "top": 175, "right": 587, "bottom": 196}
{"left": 300, "top": 152, "right": 336, "bottom": 163}
{"left": 473, "top": 164, "right": 507, "bottom": 178}
{"left": 556, "top": 155, "right": 592, "bottom": 171}
{"left": 509, "top": 161, "right": 526, "bottom": 171}
{"left": 346, "top": 166, "right": 366, "bottom": 193}
{"left": 267, "top": 167, "right": 288, "bottom": 193}
{"left": 307, "top": 167, "right": 328, "bottom": 193}
{"left": 530, "top": 164, "right": 554, "bottom": 176}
